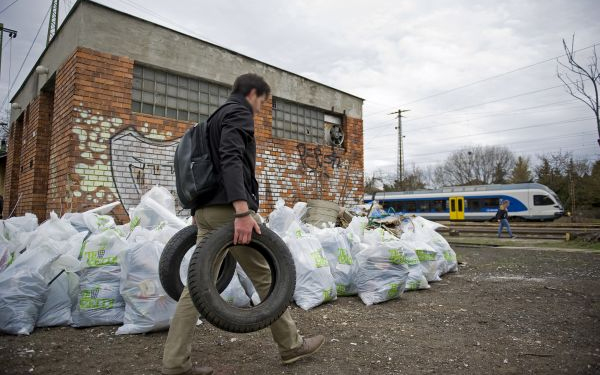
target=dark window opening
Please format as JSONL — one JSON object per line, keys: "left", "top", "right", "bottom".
{"left": 533, "top": 195, "right": 554, "bottom": 206}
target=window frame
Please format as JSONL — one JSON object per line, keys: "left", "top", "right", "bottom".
{"left": 272, "top": 97, "right": 342, "bottom": 144}
{"left": 132, "top": 64, "right": 230, "bottom": 122}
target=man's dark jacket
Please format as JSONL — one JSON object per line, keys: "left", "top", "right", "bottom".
{"left": 196, "top": 93, "right": 259, "bottom": 212}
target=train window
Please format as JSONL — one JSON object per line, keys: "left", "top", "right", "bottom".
{"left": 406, "top": 201, "right": 416, "bottom": 212}
{"left": 431, "top": 200, "right": 445, "bottom": 212}
{"left": 457, "top": 199, "right": 463, "bottom": 212}
{"left": 450, "top": 199, "right": 456, "bottom": 212}
{"left": 482, "top": 198, "right": 500, "bottom": 208}
{"left": 417, "top": 201, "right": 429, "bottom": 212}
{"left": 533, "top": 195, "right": 554, "bottom": 206}
{"left": 469, "top": 199, "right": 481, "bottom": 212}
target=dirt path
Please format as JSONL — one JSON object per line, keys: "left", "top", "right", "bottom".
{"left": 1, "top": 246, "right": 599, "bottom": 375}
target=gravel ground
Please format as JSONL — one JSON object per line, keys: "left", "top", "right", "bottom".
{"left": 1, "top": 246, "right": 599, "bottom": 375}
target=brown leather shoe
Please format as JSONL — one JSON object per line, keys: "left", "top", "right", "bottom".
{"left": 181, "top": 366, "right": 214, "bottom": 375}
{"left": 280, "top": 335, "right": 325, "bottom": 364}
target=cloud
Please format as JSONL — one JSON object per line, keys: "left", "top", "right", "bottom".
{"left": 1, "top": 0, "right": 599, "bottom": 172}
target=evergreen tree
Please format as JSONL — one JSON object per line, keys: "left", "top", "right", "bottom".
{"left": 511, "top": 156, "right": 532, "bottom": 183}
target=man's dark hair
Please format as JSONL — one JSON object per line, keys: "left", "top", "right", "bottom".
{"left": 232, "top": 73, "right": 271, "bottom": 97}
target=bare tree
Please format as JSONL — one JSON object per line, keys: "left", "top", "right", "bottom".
{"left": 557, "top": 35, "right": 600, "bottom": 147}
{"left": 434, "top": 145, "right": 516, "bottom": 186}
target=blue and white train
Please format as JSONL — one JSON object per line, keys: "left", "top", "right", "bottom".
{"left": 364, "top": 183, "right": 564, "bottom": 221}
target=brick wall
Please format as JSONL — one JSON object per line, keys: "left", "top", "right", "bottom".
{"left": 3, "top": 90, "right": 54, "bottom": 219}
{"left": 4, "top": 47, "right": 364, "bottom": 222}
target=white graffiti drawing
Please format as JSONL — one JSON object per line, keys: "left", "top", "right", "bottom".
{"left": 109, "top": 127, "right": 185, "bottom": 216}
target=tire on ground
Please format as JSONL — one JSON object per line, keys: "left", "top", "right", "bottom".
{"left": 159, "top": 225, "right": 236, "bottom": 301}
{"left": 187, "top": 223, "right": 296, "bottom": 333}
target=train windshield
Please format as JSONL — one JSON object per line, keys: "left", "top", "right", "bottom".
{"left": 551, "top": 193, "right": 563, "bottom": 208}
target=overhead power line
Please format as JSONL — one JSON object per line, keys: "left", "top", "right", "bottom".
{"left": 0, "top": 6, "right": 50, "bottom": 111}
{"left": 362, "top": 41, "right": 600, "bottom": 119}
{"left": 398, "top": 131, "right": 597, "bottom": 161}
{"left": 364, "top": 116, "right": 594, "bottom": 148}
{"left": 363, "top": 98, "right": 580, "bottom": 133}
{"left": 0, "top": 0, "right": 20, "bottom": 15}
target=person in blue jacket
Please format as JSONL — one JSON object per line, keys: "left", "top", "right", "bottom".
{"left": 495, "top": 200, "right": 514, "bottom": 238}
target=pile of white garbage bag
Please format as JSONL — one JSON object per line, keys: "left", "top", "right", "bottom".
{"left": 266, "top": 199, "right": 458, "bottom": 309}
{"left": 0, "top": 190, "right": 458, "bottom": 335}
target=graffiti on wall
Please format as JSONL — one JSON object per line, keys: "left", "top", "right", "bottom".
{"left": 296, "top": 143, "right": 343, "bottom": 177}
{"left": 72, "top": 107, "right": 184, "bottom": 216}
{"left": 110, "top": 128, "right": 185, "bottom": 215}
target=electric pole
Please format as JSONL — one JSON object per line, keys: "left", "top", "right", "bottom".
{"left": 47, "top": 0, "right": 59, "bottom": 46}
{"left": 390, "top": 109, "right": 409, "bottom": 190}
{"left": 0, "top": 24, "right": 18, "bottom": 78}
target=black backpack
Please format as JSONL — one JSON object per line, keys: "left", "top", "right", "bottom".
{"left": 174, "top": 120, "right": 219, "bottom": 209}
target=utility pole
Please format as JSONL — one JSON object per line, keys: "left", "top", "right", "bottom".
{"left": 0, "top": 24, "right": 18, "bottom": 78}
{"left": 47, "top": 0, "right": 59, "bottom": 46}
{"left": 389, "top": 109, "right": 409, "bottom": 190}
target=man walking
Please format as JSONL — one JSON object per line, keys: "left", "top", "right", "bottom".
{"left": 162, "top": 74, "right": 325, "bottom": 375}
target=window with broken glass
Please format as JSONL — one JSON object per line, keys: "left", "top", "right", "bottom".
{"left": 132, "top": 64, "right": 230, "bottom": 122}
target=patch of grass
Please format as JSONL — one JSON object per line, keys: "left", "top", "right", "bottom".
{"left": 445, "top": 235, "right": 600, "bottom": 252}
{"left": 537, "top": 240, "right": 600, "bottom": 252}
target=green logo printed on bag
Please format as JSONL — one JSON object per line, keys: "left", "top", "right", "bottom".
{"left": 80, "top": 288, "right": 115, "bottom": 310}
{"left": 415, "top": 249, "right": 436, "bottom": 261}
{"left": 387, "top": 283, "right": 400, "bottom": 299}
{"left": 337, "top": 248, "right": 353, "bottom": 265}
{"left": 406, "top": 280, "right": 420, "bottom": 291}
{"left": 295, "top": 229, "right": 303, "bottom": 239}
{"left": 336, "top": 284, "right": 347, "bottom": 296}
{"left": 310, "top": 251, "right": 329, "bottom": 268}
{"left": 323, "top": 287, "right": 334, "bottom": 302}
{"left": 84, "top": 239, "right": 117, "bottom": 267}
{"left": 388, "top": 249, "right": 408, "bottom": 265}
{"left": 96, "top": 216, "right": 111, "bottom": 231}
{"left": 130, "top": 216, "right": 141, "bottom": 231}
{"left": 443, "top": 250, "right": 456, "bottom": 262}
{"left": 406, "top": 255, "right": 420, "bottom": 266}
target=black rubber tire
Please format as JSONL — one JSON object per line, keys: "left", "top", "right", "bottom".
{"left": 187, "top": 223, "right": 296, "bottom": 333}
{"left": 159, "top": 225, "right": 236, "bottom": 301}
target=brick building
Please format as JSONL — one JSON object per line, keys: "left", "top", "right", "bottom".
{"left": 5, "top": 0, "right": 364, "bottom": 222}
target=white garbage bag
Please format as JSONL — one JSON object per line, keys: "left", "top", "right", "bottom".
{"left": 312, "top": 227, "right": 357, "bottom": 296}
{"left": 285, "top": 227, "right": 336, "bottom": 310}
{"left": 64, "top": 212, "right": 116, "bottom": 234}
{"left": 36, "top": 231, "right": 88, "bottom": 327}
{"left": 425, "top": 230, "right": 458, "bottom": 274}
{"left": 0, "top": 213, "right": 39, "bottom": 271}
{"left": 36, "top": 272, "right": 79, "bottom": 327}
{"left": 355, "top": 230, "right": 411, "bottom": 306}
{"left": 0, "top": 237, "right": 65, "bottom": 335}
{"left": 129, "top": 186, "right": 186, "bottom": 230}
{"left": 220, "top": 271, "right": 252, "bottom": 308}
{"left": 344, "top": 216, "right": 368, "bottom": 256}
{"left": 267, "top": 199, "right": 298, "bottom": 237}
{"left": 127, "top": 224, "right": 179, "bottom": 246}
{"left": 235, "top": 264, "right": 260, "bottom": 305}
{"left": 406, "top": 216, "right": 457, "bottom": 275}
{"left": 72, "top": 230, "right": 128, "bottom": 327}
{"left": 401, "top": 235, "right": 445, "bottom": 282}
{"left": 116, "top": 241, "right": 176, "bottom": 335}
{"left": 28, "top": 212, "right": 79, "bottom": 250}
{"left": 401, "top": 246, "right": 430, "bottom": 292}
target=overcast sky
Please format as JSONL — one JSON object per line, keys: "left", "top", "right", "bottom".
{"left": 1, "top": 0, "right": 599, "bottom": 175}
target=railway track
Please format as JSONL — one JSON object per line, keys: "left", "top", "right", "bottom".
{"left": 435, "top": 221, "right": 600, "bottom": 240}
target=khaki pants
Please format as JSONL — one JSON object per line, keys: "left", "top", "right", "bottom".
{"left": 162, "top": 205, "right": 303, "bottom": 375}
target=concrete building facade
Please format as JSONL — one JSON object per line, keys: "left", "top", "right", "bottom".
{"left": 6, "top": 0, "right": 364, "bottom": 222}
